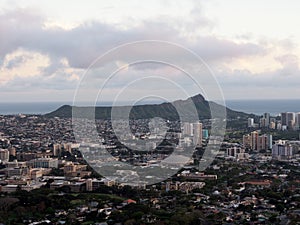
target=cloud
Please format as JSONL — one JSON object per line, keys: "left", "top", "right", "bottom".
{"left": 0, "top": 8, "right": 266, "bottom": 69}
{"left": 0, "top": 7, "right": 298, "bottom": 100}
{"left": 5, "top": 55, "right": 28, "bottom": 69}
{"left": 275, "top": 54, "right": 299, "bottom": 67}
{"left": 215, "top": 53, "right": 300, "bottom": 88}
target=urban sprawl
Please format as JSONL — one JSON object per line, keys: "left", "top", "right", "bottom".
{"left": 0, "top": 111, "right": 299, "bottom": 224}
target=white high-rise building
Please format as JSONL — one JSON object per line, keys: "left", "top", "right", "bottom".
{"left": 248, "top": 118, "right": 254, "bottom": 127}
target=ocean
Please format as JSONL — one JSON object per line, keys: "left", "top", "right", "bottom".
{"left": 225, "top": 99, "right": 300, "bottom": 116}
{"left": 0, "top": 99, "right": 299, "bottom": 116}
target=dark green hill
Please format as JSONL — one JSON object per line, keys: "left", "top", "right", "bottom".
{"left": 44, "top": 94, "right": 252, "bottom": 121}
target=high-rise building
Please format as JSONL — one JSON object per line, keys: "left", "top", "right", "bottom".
{"left": 182, "top": 122, "right": 193, "bottom": 136}
{"left": 295, "top": 112, "right": 300, "bottom": 130}
{"left": 243, "top": 132, "right": 272, "bottom": 150}
{"left": 250, "top": 131, "right": 259, "bottom": 150}
{"left": 258, "top": 134, "right": 268, "bottom": 150}
{"left": 248, "top": 118, "right": 254, "bottom": 127}
{"left": 0, "top": 149, "right": 9, "bottom": 162}
{"left": 193, "top": 122, "right": 202, "bottom": 146}
{"left": 267, "top": 134, "right": 273, "bottom": 149}
{"left": 281, "top": 112, "right": 288, "bottom": 126}
{"left": 263, "top": 113, "right": 270, "bottom": 127}
{"left": 281, "top": 112, "right": 295, "bottom": 130}
{"left": 287, "top": 112, "right": 295, "bottom": 130}
{"left": 272, "top": 143, "right": 293, "bottom": 160}
{"left": 243, "top": 134, "right": 251, "bottom": 149}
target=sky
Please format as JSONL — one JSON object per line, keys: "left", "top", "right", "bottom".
{"left": 0, "top": 0, "right": 300, "bottom": 102}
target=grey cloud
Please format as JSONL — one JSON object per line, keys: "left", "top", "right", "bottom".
{"left": 0, "top": 8, "right": 267, "bottom": 70}
{"left": 0, "top": 8, "right": 43, "bottom": 55}
{"left": 190, "top": 36, "right": 265, "bottom": 61}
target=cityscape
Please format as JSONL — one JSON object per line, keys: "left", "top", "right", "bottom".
{"left": 1, "top": 0, "right": 300, "bottom": 224}
{"left": 0, "top": 103, "right": 299, "bottom": 224}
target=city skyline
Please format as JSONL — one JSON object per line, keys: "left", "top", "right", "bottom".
{"left": 0, "top": 0, "right": 300, "bottom": 102}
{"left": 1, "top": 2, "right": 300, "bottom": 224}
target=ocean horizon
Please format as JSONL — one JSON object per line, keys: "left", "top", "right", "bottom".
{"left": 0, "top": 99, "right": 299, "bottom": 116}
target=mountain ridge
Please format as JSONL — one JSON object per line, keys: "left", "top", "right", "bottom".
{"left": 44, "top": 94, "right": 253, "bottom": 120}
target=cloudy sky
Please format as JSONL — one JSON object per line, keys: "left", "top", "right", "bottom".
{"left": 0, "top": 0, "right": 300, "bottom": 102}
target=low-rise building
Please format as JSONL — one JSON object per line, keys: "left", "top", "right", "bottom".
{"left": 29, "top": 157, "right": 58, "bottom": 168}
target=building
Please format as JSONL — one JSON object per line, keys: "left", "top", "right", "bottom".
{"left": 269, "top": 121, "right": 276, "bottom": 129}
{"left": 180, "top": 171, "right": 217, "bottom": 180}
{"left": 250, "top": 131, "right": 259, "bottom": 150}
{"left": 272, "top": 142, "right": 293, "bottom": 160}
{"left": 281, "top": 112, "right": 295, "bottom": 130}
{"left": 248, "top": 118, "right": 254, "bottom": 128}
{"left": 29, "top": 157, "right": 58, "bottom": 168}
{"left": 267, "top": 134, "right": 273, "bottom": 149}
{"left": 263, "top": 113, "right": 270, "bottom": 127}
{"left": 226, "top": 146, "right": 249, "bottom": 161}
{"left": 165, "top": 181, "right": 205, "bottom": 193}
{"left": 1, "top": 185, "right": 18, "bottom": 193}
{"left": 236, "top": 152, "right": 250, "bottom": 161}
{"left": 63, "top": 162, "right": 87, "bottom": 177}
{"left": 21, "top": 182, "right": 46, "bottom": 192}
{"left": 245, "top": 180, "right": 272, "bottom": 188}
{"left": 287, "top": 112, "right": 295, "bottom": 130}
{"left": 226, "top": 146, "right": 245, "bottom": 157}
{"left": 296, "top": 112, "right": 300, "bottom": 130}
{"left": 29, "top": 168, "right": 49, "bottom": 179}
{"left": 258, "top": 134, "right": 268, "bottom": 150}
{"left": 202, "top": 129, "right": 209, "bottom": 139}
{"left": 63, "top": 143, "right": 72, "bottom": 153}
{"left": 4, "top": 160, "right": 27, "bottom": 168}
{"left": 0, "top": 149, "right": 9, "bottom": 162}
{"left": 182, "top": 122, "right": 193, "bottom": 136}
{"left": 193, "top": 122, "right": 202, "bottom": 146}
{"left": 243, "top": 134, "right": 251, "bottom": 149}
{"left": 53, "top": 144, "right": 61, "bottom": 156}
{"left": 8, "top": 147, "right": 16, "bottom": 156}
{"left": 86, "top": 178, "right": 115, "bottom": 191}
{"left": 5, "top": 167, "right": 28, "bottom": 177}
{"left": 281, "top": 112, "right": 288, "bottom": 126}
{"left": 243, "top": 131, "right": 272, "bottom": 151}
{"left": 17, "top": 152, "right": 36, "bottom": 161}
